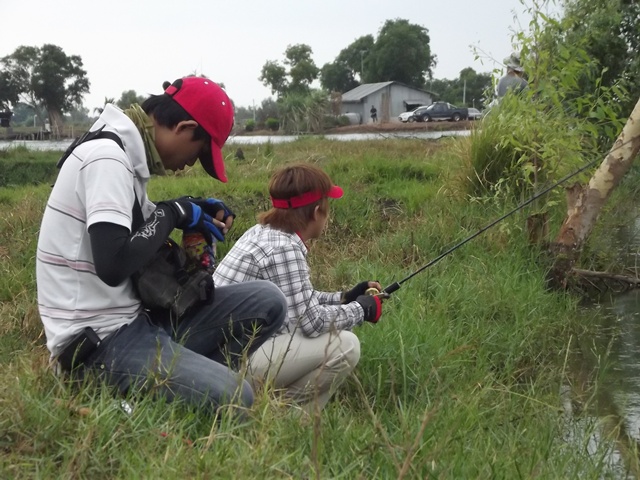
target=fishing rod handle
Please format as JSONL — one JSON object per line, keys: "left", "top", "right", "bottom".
{"left": 383, "top": 282, "right": 401, "bottom": 295}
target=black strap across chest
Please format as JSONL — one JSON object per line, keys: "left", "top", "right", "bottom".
{"left": 56, "top": 126, "right": 125, "bottom": 169}
{"left": 56, "top": 126, "right": 144, "bottom": 228}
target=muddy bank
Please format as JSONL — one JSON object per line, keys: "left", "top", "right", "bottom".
{"left": 235, "top": 120, "right": 475, "bottom": 137}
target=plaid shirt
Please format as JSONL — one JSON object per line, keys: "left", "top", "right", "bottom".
{"left": 213, "top": 224, "right": 364, "bottom": 336}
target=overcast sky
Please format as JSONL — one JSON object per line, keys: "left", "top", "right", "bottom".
{"left": 2, "top": 0, "right": 562, "bottom": 112}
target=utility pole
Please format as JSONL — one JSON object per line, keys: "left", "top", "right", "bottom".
{"left": 252, "top": 99, "right": 256, "bottom": 122}
{"left": 360, "top": 51, "right": 366, "bottom": 82}
{"left": 463, "top": 79, "right": 467, "bottom": 105}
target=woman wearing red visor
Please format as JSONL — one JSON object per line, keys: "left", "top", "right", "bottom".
{"left": 214, "top": 163, "right": 385, "bottom": 411}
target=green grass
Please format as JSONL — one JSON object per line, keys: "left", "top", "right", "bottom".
{"left": 0, "top": 138, "right": 622, "bottom": 478}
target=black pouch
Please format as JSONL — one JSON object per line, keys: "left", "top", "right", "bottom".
{"left": 132, "top": 239, "right": 215, "bottom": 320}
{"left": 57, "top": 327, "right": 101, "bottom": 371}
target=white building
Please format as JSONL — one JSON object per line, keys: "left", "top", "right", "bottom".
{"left": 339, "top": 81, "right": 435, "bottom": 124}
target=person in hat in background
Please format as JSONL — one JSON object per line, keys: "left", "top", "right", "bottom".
{"left": 497, "top": 52, "right": 529, "bottom": 99}
{"left": 36, "top": 76, "right": 286, "bottom": 414}
{"left": 214, "top": 163, "right": 386, "bottom": 411}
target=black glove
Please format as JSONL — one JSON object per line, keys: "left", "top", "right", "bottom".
{"left": 159, "top": 198, "right": 225, "bottom": 243}
{"left": 341, "top": 281, "right": 371, "bottom": 304}
{"left": 183, "top": 197, "right": 235, "bottom": 223}
{"left": 356, "top": 295, "right": 382, "bottom": 323}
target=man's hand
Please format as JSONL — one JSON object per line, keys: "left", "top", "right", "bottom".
{"left": 160, "top": 199, "right": 225, "bottom": 243}
{"left": 342, "top": 280, "right": 383, "bottom": 304}
{"left": 184, "top": 197, "right": 235, "bottom": 237}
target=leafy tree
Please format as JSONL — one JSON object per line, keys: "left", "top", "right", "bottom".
{"left": 429, "top": 68, "right": 492, "bottom": 108}
{"left": 6, "top": 102, "right": 44, "bottom": 126}
{"left": 550, "top": 0, "right": 640, "bottom": 116}
{"left": 320, "top": 20, "right": 435, "bottom": 91}
{"left": 259, "top": 61, "right": 287, "bottom": 97}
{"left": 367, "top": 19, "right": 436, "bottom": 88}
{"left": 468, "top": 0, "right": 628, "bottom": 202}
{"left": 319, "top": 61, "right": 358, "bottom": 94}
{"left": 0, "top": 44, "right": 89, "bottom": 131}
{"left": 0, "top": 70, "right": 20, "bottom": 111}
{"left": 117, "top": 90, "right": 146, "bottom": 109}
{"left": 337, "top": 35, "right": 375, "bottom": 82}
{"left": 65, "top": 105, "right": 91, "bottom": 126}
{"left": 256, "top": 98, "right": 280, "bottom": 125}
{"left": 320, "top": 35, "right": 375, "bottom": 93}
{"left": 234, "top": 105, "right": 254, "bottom": 124}
{"left": 259, "top": 44, "right": 320, "bottom": 97}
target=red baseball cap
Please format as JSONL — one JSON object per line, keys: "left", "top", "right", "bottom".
{"left": 164, "top": 77, "right": 234, "bottom": 183}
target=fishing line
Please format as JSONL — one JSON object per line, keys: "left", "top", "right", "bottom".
{"left": 382, "top": 137, "right": 637, "bottom": 295}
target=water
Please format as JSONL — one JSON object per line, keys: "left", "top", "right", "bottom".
{"left": 564, "top": 210, "right": 640, "bottom": 478}
{"left": 0, "top": 129, "right": 470, "bottom": 151}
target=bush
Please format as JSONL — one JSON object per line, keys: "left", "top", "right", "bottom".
{"left": 463, "top": 10, "right": 627, "bottom": 204}
{"left": 0, "top": 147, "right": 60, "bottom": 187}
{"left": 265, "top": 118, "right": 279, "bottom": 131}
{"left": 244, "top": 119, "right": 255, "bottom": 132}
{"left": 338, "top": 115, "right": 351, "bottom": 126}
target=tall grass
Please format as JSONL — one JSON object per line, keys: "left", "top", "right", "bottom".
{"left": 0, "top": 138, "right": 619, "bottom": 478}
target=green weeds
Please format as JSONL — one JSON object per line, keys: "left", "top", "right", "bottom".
{"left": 0, "top": 138, "right": 614, "bottom": 478}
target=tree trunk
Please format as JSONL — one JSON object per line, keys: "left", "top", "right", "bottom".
{"left": 547, "top": 97, "right": 640, "bottom": 289}
{"left": 48, "top": 109, "right": 64, "bottom": 139}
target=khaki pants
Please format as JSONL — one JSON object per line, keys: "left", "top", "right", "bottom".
{"left": 248, "top": 329, "right": 361, "bottom": 410}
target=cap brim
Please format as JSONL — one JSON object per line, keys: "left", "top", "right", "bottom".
{"left": 328, "top": 185, "right": 343, "bottom": 199}
{"left": 199, "top": 139, "right": 227, "bottom": 183}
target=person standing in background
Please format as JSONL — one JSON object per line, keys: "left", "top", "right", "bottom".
{"left": 370, "top": 105, "right": 378, "bottom": 123}
{"left": 497, "top": 52, "right": 528, "bottom": 98}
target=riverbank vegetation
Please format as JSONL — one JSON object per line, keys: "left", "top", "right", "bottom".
{"left": 1, "top": 136, "right": 629, "bottom": 478}
{"left": 3, "top": 0, "right": 640, "bottom": 476}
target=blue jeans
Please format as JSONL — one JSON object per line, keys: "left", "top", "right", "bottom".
{"left": 81, "top": 280, "right": 286, "bottom": 412}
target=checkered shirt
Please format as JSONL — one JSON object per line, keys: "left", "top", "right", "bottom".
{"left": 213, "top": 224, "right": 364, "bottom": 336}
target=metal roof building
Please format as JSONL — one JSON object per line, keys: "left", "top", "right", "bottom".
{"left": 339, "top": 81, "right": 435, "bottom": 124}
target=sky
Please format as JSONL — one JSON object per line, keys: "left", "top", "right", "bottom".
{"left": 2, "top": 0, "right": 562, "bottom": 112}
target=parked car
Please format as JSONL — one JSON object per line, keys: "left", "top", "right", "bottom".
{"left": 398, "top": 106, "right": 428, "bottom": 123}
{"left": 468, "top": 108, "right": 482, "bottom": 120}
{"left": 412, "top": 102, "right": 469, "bottom": 122}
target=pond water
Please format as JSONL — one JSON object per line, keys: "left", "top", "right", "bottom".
{"left": 565, "top": 211, "right": 640, "bottom": 478}
{"left": 0, "top": 129, "right": 470, "bottom": 151}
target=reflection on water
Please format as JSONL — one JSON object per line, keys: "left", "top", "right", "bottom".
{"left": 565, "top": 209, "right": 640, "bottom": 478}
{"left": 0, "top": 130, "right": 470, "bottom": 151}
{"left": 565, "top": 292, "right": 640, "bottom": 479}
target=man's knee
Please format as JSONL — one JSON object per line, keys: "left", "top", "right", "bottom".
{"left": 252, "top": 280, "right": 287, "bottom": 325}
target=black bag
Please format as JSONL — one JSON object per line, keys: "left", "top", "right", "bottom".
{"left": 132, "top": 238, "right": 215, "bottom": 319}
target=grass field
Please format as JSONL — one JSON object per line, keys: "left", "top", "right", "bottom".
{"left": 0, "top": 137, "right": 624, "bottom": 478}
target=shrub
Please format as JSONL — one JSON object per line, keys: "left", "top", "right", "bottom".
{"left": 338, "top": 115, "right": 352, "bottom": 126}
{"left": 265, "top": 118, "right": 279, "bottom": 131}
{"left": 244, "top": 119, "right": 255, "bottom": 132}
{"left": 464, "top": 7, "right": 627, "bottom": 204}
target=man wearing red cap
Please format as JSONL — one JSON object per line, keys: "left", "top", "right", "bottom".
{"left": 214, "top": 163, "right": 385, "bottom": 411}
{"left": 36, "top": 77, "right": 286, "bottom": 414}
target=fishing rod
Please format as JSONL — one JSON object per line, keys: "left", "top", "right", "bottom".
{"left": 380, "top": 141, "right": 631, "bottom": 297}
